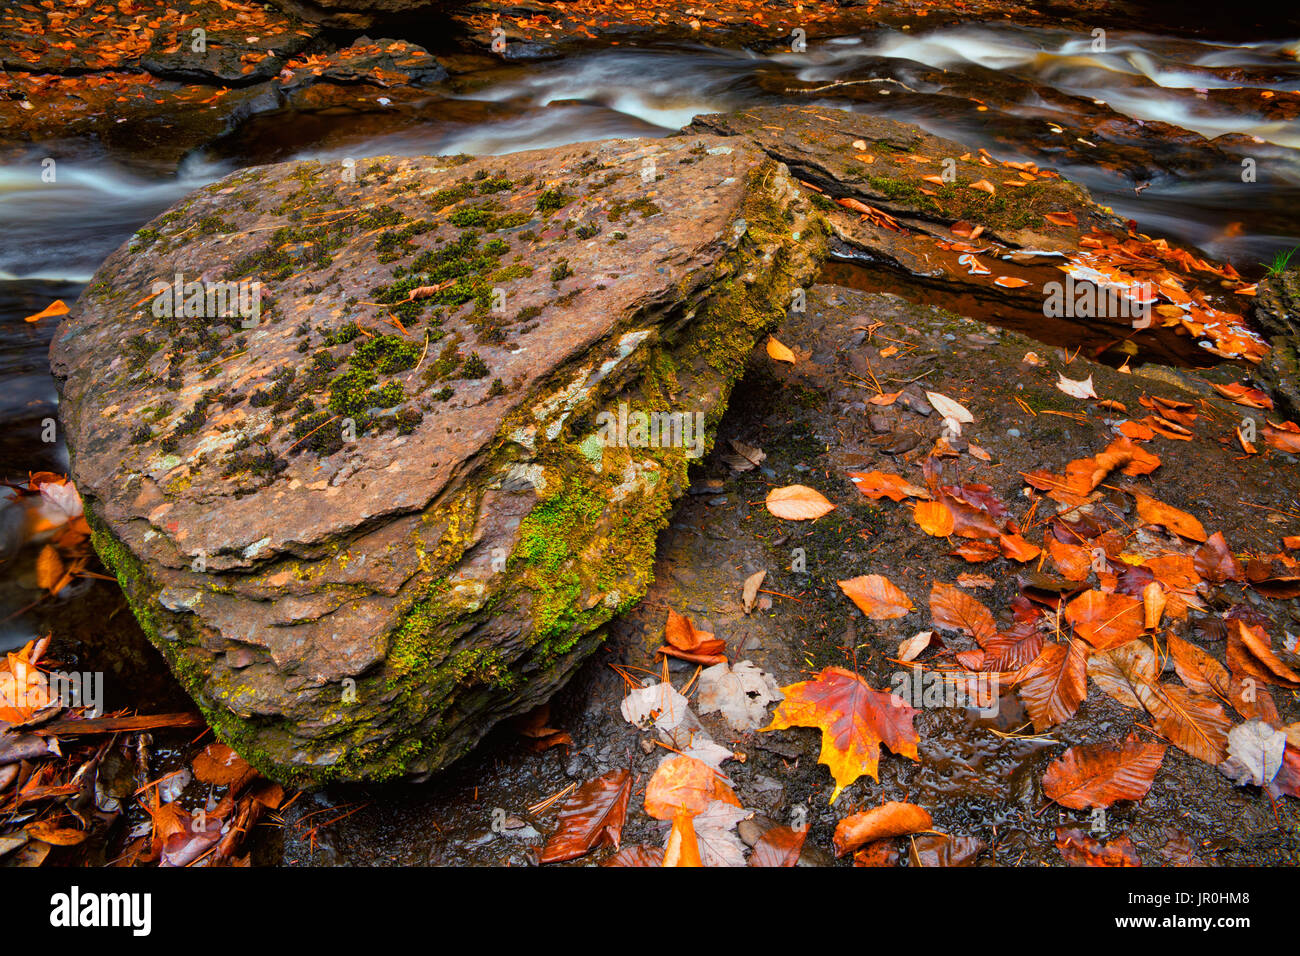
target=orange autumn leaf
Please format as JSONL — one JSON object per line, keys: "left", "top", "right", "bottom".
{"left": 847, "top": 470, "right": 930, "bottom": 502}
{"left": 838, "top": 574, "right": 914, "bottom": 620}
{"left": 764, "top": 666, "right": 920, "bottom": 803}
{"left": 1042, "top": 734, "right": 1165, "bottom": 809}
{"left": 999, "top": 533, "right": 1041, "bottom": 562}
{"left": 1130, "top": 490, "right": 1207, "bottom": 542}
{"left": 24, "top": 299, "right": 69, "bottom": 323}
{"left": 1211, "top": 382, "right": 1272, "bottom": 409}
{"left": 663, "top": 812, "right": 703, "bottom": 867}
{"left": 1047, "top": 537, "right": 1092, "bottom": 581}
{"left": 0, "top": 639, "right": 50, "bottom": 723}
{"left": 663, "top": 608, "right": 725, "bottom": 657}
{"left": 644, "top": 756, "right": 739, "bottom": 821}
{"left": 1044, "top": 211, "right": 1079, "bottom": 227}
{"left": 833, "top": 801, "right": 932, "bottom": 856}
{"left": 993, "top": 276, "right": 1031, "bottom": 289}
{"left": 929, "top": 581, "right": 997, "bottom": 647}
{"left": 951, "top": 540, "right": 1000, "bottom": 563}
{"left": 748, "top": 825, "right": 807, "bottom": 867}
{"left": 1226, "top": 619, "right": 1300, "bottom": 689}
{"left": 766, "top": 335, "right": 797, "bottom": 364}
{"left": 192, "top": 743, "right": 257, "bottom": 789}
{"left": 35, "top": 544, "right": 65, "bottom": 593}
{"left": 1167, "top": 634, "right": 1231, "bottom": 702}
{"left": 1065, "top": 590, "right": 1145, "bottom": 649}
{"left": 913, "top": 499, "right": 955, "bottom": 536}
{"left": 1013, "top": 639, "right": 1088, "bottom": 731}
{"left": 968, "top": 179, "right": 996, "bottom": 195}
{"left": 765, "top": 485, "right": 835, "bottom": 521}
{"left": 1056, "top": 828, "right": 1139, "bottom": 866}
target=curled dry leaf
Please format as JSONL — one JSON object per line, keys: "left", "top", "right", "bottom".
{"left": 1042, "top": 734, "right": 1165, "bottom": 808}
{"left": 742, "top": 569, "right": 767, "bottom": 614}
{"left": 765, "top": 485, "right": 835, "bottom": 521}
{"left": 898, "top": 631, "right": 933, "bottom": 662}
{"left": 764, "top": 666, "right": 920, "bottom": 803}
{"left": 833, "top": 801, "right": 933, "bottom": 856}
{"left": 1227, "top": 619, "right": 1300, "bottom": 689}
{"left": 969, "top": 179, "right": 996, "bottom": 195}
{"left": 839, "top": 574, "right": 914, "bottom": 620}
{"left": 23, "top": 300, "right": 69, "bottom": 324}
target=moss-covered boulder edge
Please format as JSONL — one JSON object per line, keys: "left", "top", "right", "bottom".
{"left": 65, "top": 141, "right": 825, "bottom": 786}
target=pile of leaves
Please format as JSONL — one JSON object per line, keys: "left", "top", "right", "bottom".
{"left": 0, "top": 638, "right": 288, "bottom": 867}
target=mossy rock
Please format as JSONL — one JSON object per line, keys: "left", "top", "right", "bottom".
{"left": 52, "top": 132, "right": 825, "bottom": 785}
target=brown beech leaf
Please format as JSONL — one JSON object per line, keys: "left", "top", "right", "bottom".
{"left": 1013, "top": 639, "right": 1089, "bottom": 731}
{"left": 765, "top": 484, "right": 835, "bottom": 521}
{"left": 930, "top": 581, "right": 997, "bottom": 647}
{"left": 602, "top": 845, "right": 663, "bottom": 867}
{"left": 748, "top": 825, "right": 807, "bottom": 867}
{"left": 1130, "top": 490, "right": 1207, "bottom": 542}
{"left": 1194, "top": 532, "right": 1243, "bottom": 583}
{"left": 664, "top": 609, "right": 724, "bottom": 656}
{"left": 833, "top": 801, "right": 932, "bottom": 856}
{"left": 764, "top": 666, "right": 920, "bottom": 803}
{"left": 35, "top": 545, "right": 65, "bottom": 593}
{"left": 853, "top": 841, "right": 902, "bottom": 866}
{"left": 1064, "top": 590, "right": 1144, "bottom": 650}
{"left": 645, "top": 756, "right": 739, "bottom": 821}
{"left": 192, "top": 743, "right": 258, "bottom": 790}
{"left": 1042, "top": 734, "right": 1165, "bottom": 808}
{"left": 1056, "top": 828, "right": 1140, "bottom": 866}
{"left": 839, "top": 574, "right": 914, "bottom": 620}
{"left": 914, "top": 500, "right": 955, "bottom": 536}
{"left": 1087, "top": 641, "right": 1158, "bottom": 709}
{"left": 539, "top": 768, "right": 633, "bottom": 864}
{"left": 999, "top": 533, "right": 1041, "bottom": 563}
{"left": 909, "top": 833, "right": 985, "bottom": 866}
{"left": 1048, "top": 537, "right": 1092, "bottom": 581}
{"left": 1167, "top": 634, "right": 1231, "bottom": 702}
{"left": 1227, "top": 619, "right": 1300, "bottom": 689}
{"left": 1212, "top": 382, "right": 1272, "bottom": 409}
{"left": 1134, "top": 683, "right": 1232, "bottom": 765}
{"left": 951, "top": 540, "right": 1000, "bottom": 563}
{"left": 848, "top": 470, "right": 930, "bottom": 502}
{"left": 662, "top": 813, "right": 703, "bottom": 867}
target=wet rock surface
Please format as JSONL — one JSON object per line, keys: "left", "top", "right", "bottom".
{"left": 52, "top": 132, "right": 823, "bottom": 784}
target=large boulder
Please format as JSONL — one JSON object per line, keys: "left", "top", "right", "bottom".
{"left": 51, "top": 135, "right": 823, "bottom": 785}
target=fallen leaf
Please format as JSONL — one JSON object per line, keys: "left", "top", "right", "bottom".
{"left": 764, "top": 667, "right": 920, "bottom": 802}
{"left": 1056, "top": 828, "right": 1139, "bottom": 866}
{"left": 994, "top": 276, "right": 1031, "bottom": 289}
{"left": 1088, "top": 641, "right": 1158, "bottom": 709}
{"left": 847, "top": 470, "right": 930, "bottom": 502}
{"left": 1219, "top": 720, "right": 1286, "bottom": 788}
{"left": 930, "top": 581, "right": 997, "bottom": 646}
{"left": 1130, "top": 490, "right": 1207, "bottom": 542}
{"left": 1013, "top": 639, "right": 1089, "bottom": 731}
{"left": 1056, "top": 373, "right": 1097, "bottom": 399}
{"left": 1135, "top": 683, "right": 1232, "bottom": 765}
{"left": 24, "top": 300, "right": 69, "bottom": 323}
{"left": 1065, "top": 590, "right": 1145, "bottom": 649}
{"left": 748, "top": 825, "right": 806, "bottom": 867}
{"left": 1042, "top": 734, "right": 1165, "bottom": 808}
{"left": 539, "top": 768, "right": 633, "bottom": 864}
{"left": 742, "top": 570, "right": 766, "bottom": 614}
{"left": 839, "top": 575, "right": 914, "bottom": 620}
{"left": 1227, "top": 619, "right": 1300, "bottom": 688}
{"left": 766, "top": 335, "right": 797, "bottom": 364}
{"left": 833, "top": 801, "right": 932, "bottom": 856}
{"left": 765, "top": 485, "right": 835, "bottom": 521}
{"left": 913, "top": 499, "right": 956, "bottom": 536}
